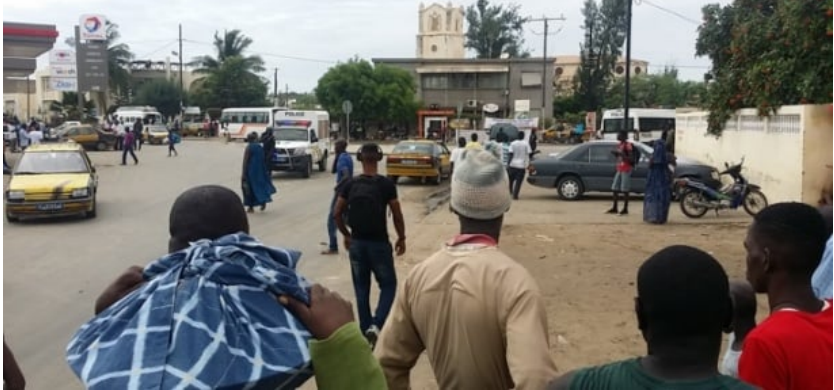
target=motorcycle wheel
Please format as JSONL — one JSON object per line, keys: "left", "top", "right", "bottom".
{"left": 680, "top": 190, "right": 709, "bottom": 219}
{"left": 742, "top": 189, "right": 768, "bottom": 216}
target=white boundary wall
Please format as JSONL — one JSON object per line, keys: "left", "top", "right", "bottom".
{"left": 676, "top": 105, "right": 832, "bottom": 204}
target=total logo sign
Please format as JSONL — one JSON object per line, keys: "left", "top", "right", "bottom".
{"left": 79, "top": 14, "right": 107, "bottom": 41}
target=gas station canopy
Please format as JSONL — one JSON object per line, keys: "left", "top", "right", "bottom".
{"left": 3, "top": 22, "right": 58, "bottom": 88}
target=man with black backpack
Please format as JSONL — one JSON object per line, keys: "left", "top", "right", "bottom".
{"left": 334, "top": 143, "right": 406, "bottom": 348}
{"left": 607, "top": 131, "right": 639, "bottom": 216}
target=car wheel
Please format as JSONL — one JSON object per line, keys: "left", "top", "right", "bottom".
{"left": 6, "top": 213, "right": 19, "bottom": 223}
{"left": 557, "top": 175, "right": 584, "bottom": 201}
{"left": 318, "top": 152, "right": 327, "bottom": 172}
{"left": 388, "top": 175, "right": 399, "bottom": 184}
{"left": 96, "top": 141, "right": 107, "bottom": 151}
{"left": 85, "top": 197, "right": 97, "bottom": 219}
{"left": 301, "top": 157, "right": 312, "bottom": 178}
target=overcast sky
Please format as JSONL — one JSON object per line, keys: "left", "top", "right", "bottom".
{"left": 5, "top": 0, "right": 728, "bottom": 92}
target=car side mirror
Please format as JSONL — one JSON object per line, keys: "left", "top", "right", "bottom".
{"left": 91, "top": 166, "right": 97, "bottom": 173}
{"left": 311, "top": 135, "right": 318, "bottom": 143}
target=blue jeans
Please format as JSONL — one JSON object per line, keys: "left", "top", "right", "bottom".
{"left": 327, "top": 193, "right": 339, "bottom": 252}
{"left": 349, "top": 239, "right": 397, "bottom": 333}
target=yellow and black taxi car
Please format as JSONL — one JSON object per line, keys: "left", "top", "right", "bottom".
{"left": 55, "top": 124, "right": 116, "bottom": 151}
{"left": 144, "top": 124, "right": 170, "bottom": 145}
{"left": 385, "top": 139, "right": 452, "bottom": 185}
{"left": 5, "top": 142, "right": 98, "bottom": 222}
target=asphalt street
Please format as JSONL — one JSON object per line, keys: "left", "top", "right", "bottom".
{"left": 2, "top": 139, "right": 438, "bottom": 389}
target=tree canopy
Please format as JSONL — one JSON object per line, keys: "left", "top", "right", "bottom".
{"left": 131, "top": 79, "right": 184, "bottom": 118}
{"left": 696, "top": 0, "right": 833, "bottom": 135}
{"left": 464, "top": 0, "right": 529, "bottom": 58}
{"left": 604, "top": 68, "right": 707, "bottom": 109}
{"left": 189, "top": 30, "right": 268, "bottom": 108}
{"left": 315, "top": 59, "right": 419, "bottom": 126}
{"left": 573, "top": 0, "right": 628, "bottom": 111}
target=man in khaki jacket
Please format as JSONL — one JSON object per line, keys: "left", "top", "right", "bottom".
{"left": 374, "top": 149, "right": 557, "bottom": 389}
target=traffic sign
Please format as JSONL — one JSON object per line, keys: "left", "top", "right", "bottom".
{"left": 342, "top": 100, "right": 353, "bottom": 115}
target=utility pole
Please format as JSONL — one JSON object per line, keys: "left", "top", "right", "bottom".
{"left": 623, "top": 0, "right": 634, "bottom": 139}
{"left": 528, "top": 14, "right": 565, "bottom": 123}
{"left": 273, "top": 68, "right": 279, "bottom": 107}
{"left": 178, "top": 23, "right": 184, "bottom": 120}
{"left": 285, "top": 83, "right": 289, "bottom": 108}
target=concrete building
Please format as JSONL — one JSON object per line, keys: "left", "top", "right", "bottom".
{"left": 128, "top": 58, "right": 200, "bottom": 95}
{"left": 373, "top": 57, "right": 554, "bottom": 135}
{"left": 552, "top": 55, "right": 650, "bottom": 95}
{"left": 417, "top": 2, "right": 466, "bottom": 59}
{"left": 3, "top": 22, "right": 58, "bottom": 120}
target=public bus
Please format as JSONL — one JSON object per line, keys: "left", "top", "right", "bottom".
{"left": 598, "top": 108, "right": 676, "bottom": 142}
{"left": 220, "top": 107, "right": 287, "bottom": 140}
{"left": 114, "top": 106, "right": 164, "bottom": 126}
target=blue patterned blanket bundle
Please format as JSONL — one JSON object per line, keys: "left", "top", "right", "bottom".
{"left": 66, "top": 233, "right": 314, "bottom": 389}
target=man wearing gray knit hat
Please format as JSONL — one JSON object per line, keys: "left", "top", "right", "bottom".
{"left": 375, "top": 149, "right": 557, "bottom": 390}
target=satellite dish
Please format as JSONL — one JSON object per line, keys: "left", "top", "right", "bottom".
{"left": 483, "top": 103, "right": 499, "bottom": 113}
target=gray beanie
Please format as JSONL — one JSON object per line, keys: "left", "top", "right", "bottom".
{"left": 450, "top": 149, "right": 511, "bottom": 220}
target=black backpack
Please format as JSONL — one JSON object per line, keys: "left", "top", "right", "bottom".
{"left": 346, "top": 176, "right": 386, "bottom": 237}
{"left": 629, "top": 144, "right": 641, "bottom": 166}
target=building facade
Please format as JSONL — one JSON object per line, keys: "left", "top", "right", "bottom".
{"left": 552, "top": 55, "right": 650, "bottom": 95}
{"left": 416, "top": 2, "right": 466, "bottom": 59}
{"left": 373, "top": 57, "right": 555, "bottom": 133}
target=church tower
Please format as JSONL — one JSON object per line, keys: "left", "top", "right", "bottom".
{"left": 416, "top": 2, "right": 465, "bottom": 59}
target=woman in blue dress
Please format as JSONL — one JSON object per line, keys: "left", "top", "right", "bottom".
{"left": 242, "top": 132, "right": 276, "bottom": 213}
{"left": 643, "top": 134, "right": 675, "bottom": 224}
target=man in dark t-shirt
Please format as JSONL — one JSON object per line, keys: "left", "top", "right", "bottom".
{"left": 548, "top": 246, "right": 756, "bottom": 390}
{"left": 334, "top": 143, "right": 406, "bottom": 348}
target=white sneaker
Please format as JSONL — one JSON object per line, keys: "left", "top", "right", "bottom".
{"left": 364, "top": 325, "right": 380, "bottom": 349}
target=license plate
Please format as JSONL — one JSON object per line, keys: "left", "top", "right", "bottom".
{"left": 401, "top": 160, "right": 418, "bottom": 165}
{"left": 36, "top": 202, "right": 63, "bottom": 211}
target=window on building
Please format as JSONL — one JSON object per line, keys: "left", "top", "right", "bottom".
{"left": 422, "top": 74, "right": 448, "bottom": 89}
{"left": 477, "top": 73, "right": 507, "bottom": 89}
{"left": 520, "top": 72, "right": 542, "bottom": 87}
{"left": 449, "top": 73, "right": 476, "bottom": 89}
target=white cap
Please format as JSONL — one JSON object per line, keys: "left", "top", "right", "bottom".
{"left": 450, "top": 149, "right": 511, "bottom": 220}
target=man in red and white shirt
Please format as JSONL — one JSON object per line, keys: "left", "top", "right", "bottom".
{"left": 606, "top": 131, "right": 635, "bottom": 216}
{"left": 739, "top": 202, "right": 833, "bottom": 390}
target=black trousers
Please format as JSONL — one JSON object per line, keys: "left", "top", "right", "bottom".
{"left": 508, "top": 167, "right": 526, "bottom": 199}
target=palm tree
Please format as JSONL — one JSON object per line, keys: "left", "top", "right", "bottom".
{"left": 64, "top": 21, "right": 134, "bottom": 105}
{"left": 191, "top": 30, "right": 265, "bottom": 75}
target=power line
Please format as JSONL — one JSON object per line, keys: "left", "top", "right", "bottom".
{"left": 638, "top": 0, "right": 701, "bottom": 25}
{"left": 135, "top": 40, "right": 178, "bottom": 59}
{"left": 528, "top": 14, "right": 567, "bottom": 120}
{"left": 181, "top": 39, "right": 336, "bottom": 64}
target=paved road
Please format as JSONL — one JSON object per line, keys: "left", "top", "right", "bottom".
{"left": 2, "top": 140, "right": 440, "bottom": 389}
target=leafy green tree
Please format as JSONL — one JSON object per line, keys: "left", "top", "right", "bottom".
{"left": 604, "top": 68, "right": 707, "bottom": 108}
{"left": 65, "top": 21, "right": 134, "bottom": 103}
{"left": 315, "top": 59, "right": 419, "bottom": 127}
{"left": 51, "top": 92, "right": 96, "bottom": 121}
{"left": 190, "top": 57, "right": 268, "bottom": 108}
{"left": 131, "top": 79, "right": 184, "bottom": 118}
{"left": 189, "top": 30, "right": 268, "bottom": 108}
{"left": 574, "top": 0, "right": 628, "bottom": 111}
{"left": 465, "top": 0, "right": 529, "bottom": 58}
{"left": 696, "top": 0, "right": 833, "bottom": 135}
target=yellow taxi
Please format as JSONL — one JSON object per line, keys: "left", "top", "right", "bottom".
{"left": 385, "top": 139, "right": 451, "bottom": 185}
{"left": 143, "top": 124, "right": 170, "bottom": 145}
{"left": 5, "top": 142, "right": 98, "bottom": 222}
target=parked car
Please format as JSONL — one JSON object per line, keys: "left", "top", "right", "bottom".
{"left": 527, "top": 140, "right": 721, "bottom": 200}
{"left": 5, "top": 142, "right": 98, "bottom": 222}
{"left": 55, "top": 125, "right": 116, "bottom": 151}
{"left": 144, "top": 124, "right": 170, "bottom": 145}
{"left": 385, "top": 139, "right": 451, "bottom": 185}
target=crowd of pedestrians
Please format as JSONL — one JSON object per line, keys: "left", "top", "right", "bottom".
{"left": 3, "top": 137, "right": 832, "bottom": 389}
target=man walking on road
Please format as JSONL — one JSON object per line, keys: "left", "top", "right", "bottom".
{"left": 375, "top": 149, "right": 557, "bottom": 390}
{"left": 607, "top": 131, "right": 635, "bottom": 216}
{"left": 334, "top": 143, "right": 406, "bottom": 347}
{"left": 121, "top": 126, "right": 138, "bottom": 165}
{"left": 133, "top": 118, "right": 144, "bottom": 151}
{"left": 507, "top": 130, "right": 532, "bottom": 200}
{"left": 323, "top": 139, "right": 353, "bottom": 255}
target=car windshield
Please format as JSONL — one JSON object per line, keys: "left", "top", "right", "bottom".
{"left": 393, "top": 143, "right": 433, "bottom": 154}
{"left": 14, "top": 152, "right": 89, "bottom": 174}
{"left": 274, "top": 128, "right": 308, "bottom": 141}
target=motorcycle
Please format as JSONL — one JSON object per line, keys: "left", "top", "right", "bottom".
{"left": 677, "top": 157, "right": 769, "bottom": 218}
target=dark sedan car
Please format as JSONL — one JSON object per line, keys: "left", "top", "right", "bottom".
{"left": 527, "top": 140, "right": 721, "bottom": 200}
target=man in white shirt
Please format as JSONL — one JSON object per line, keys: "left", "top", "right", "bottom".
{"left": 449, "top": 136, "right": 466, "bottom": 175}
{"left": 28, "top": 127, "right": 43, "bottom": 145}
{"left": 507, "top": 131, "right": 532, "bottom": 200}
